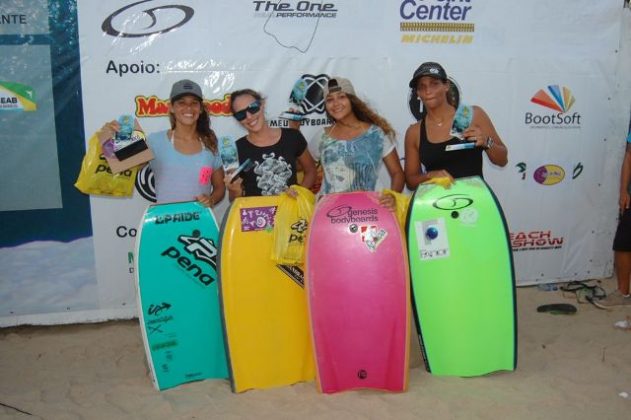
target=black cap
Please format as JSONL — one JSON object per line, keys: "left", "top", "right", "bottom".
{"left": 408, "top": 62, "right": 448, "bottom": 88}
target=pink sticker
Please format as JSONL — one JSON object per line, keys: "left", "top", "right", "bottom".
{"left": 199, "top": 166, "right": 212, "bottom": 185}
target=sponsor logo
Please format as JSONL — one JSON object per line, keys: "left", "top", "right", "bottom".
{"left": 135, "top": 164, "right": 156, "bottom": 202}
{"left": 399, "top": 0, "right": 476, "bottom": 45}
{"left": 326, "top": 205, "right": 379, "bottom": 224}
{"left": 289, "top": 219, "right": 308, "bottom": 244}
{"left": 102, "top": 0, "right": 194, "bottom": 38}
{"left": 252, "top": 1, "right": 339, "bottom": 52}
{"left": 160, "top": 230, "right": 218, "bottom": 286}
{"left": 135, "top": 94, "right": 231, "bottom": 117}
{"left": 270, "top": 74, "right": 332, "bottom": 128}
{"left": 155, "top": 212, "right": 200, "bottom": 224}
{"left": 533, "top": 164, "right": 565, "bottom": 185}
{"left": 416, "top": 218, "right": 450, "bottom": 260}
{"left": 526, "top": 85, "right": 581, "bottom": 129}
{"left": 0, "top": 81, "right": 36, "bottom": 111}
{"left": 516, "top": 162, "right": 583, "bottom": 185}
{"left": 240, "top": 206, "right": 277, "bottom": 232}
{"left": 432, "top": 193, "right": 473, "bottom": 211}
{"left": 511, "top": 230, "right": 564, "bottom": 252}
{"left": 146, "top": 302, "right": 173, "bottom": 335}
{"left": 253, "top": 1, "right": 338, "bottom": 17}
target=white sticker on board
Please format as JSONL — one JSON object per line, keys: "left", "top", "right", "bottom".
{"left": 416, "top": 218, "right": 450, "bottom": 260}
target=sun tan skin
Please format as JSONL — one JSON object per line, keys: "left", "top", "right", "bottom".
{"left": 100, "top": 94, "right": 225, "bottom": 207}
{"left": 224, "top": 93, "right": 317, "bottom": 201}
{"left": 404, "top": 76, "right": 508, "bottom": 190}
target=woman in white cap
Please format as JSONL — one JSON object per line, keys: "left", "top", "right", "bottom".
{"left": 309, "top": 76, "right": 404, "bottom": 204}
{"left": 404, "top": 62, "right": 508, "bottom": 189}
{"left": 225, "top": 88, "right": 316, "bottom": 199}
{"left": 101, "top": 79, "right": 225, "bottom": 206}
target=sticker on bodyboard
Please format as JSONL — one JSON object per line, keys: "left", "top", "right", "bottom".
{"left": 360, "top": 225, "right": 388, "bottom": 252}
{"left": 240, "top": 206, "right": 277, "bottom": 232}
{"left": 415, "top": 218, "right": 450, "bottom": 260}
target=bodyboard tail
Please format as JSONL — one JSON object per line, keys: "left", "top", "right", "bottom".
{"left": 306, "top": 191, "right": 410, "bottom": 393}
{"left": 219, "top": 195, "right": 315, "bottom": 392}
{"left": 406, "top": 176, "right": 517, "bottom": 376}
{"left": 136, "top": 201, "right": 228, "bottom": 390}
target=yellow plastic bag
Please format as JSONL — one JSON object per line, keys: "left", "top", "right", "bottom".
{"left": 382, "top": 189, "right": 411, "bottom": 232}
{"left": 74, "top": 133, "right": 138, "bottom": 197}
{"left": 271, "top": 185, "right": 316, "bottom": 265}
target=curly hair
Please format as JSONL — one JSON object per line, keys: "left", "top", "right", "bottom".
{"left": 169, "top": 96, "right": 218, "bottom": 154}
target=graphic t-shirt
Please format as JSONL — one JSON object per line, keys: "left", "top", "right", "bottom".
{"left": 236, "top": 128, "right": 307, "bottom": 196}
{"left": 309, "top": 124, "right": 395, "bottom": 194}
{"left": 148, "top": 130, "right": 222, "bottom": 203}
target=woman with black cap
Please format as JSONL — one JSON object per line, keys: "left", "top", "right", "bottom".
{"left": 101, "top": 79, "right": 225, "bottom": 206}
{"left": 404, "top": 62, "right": 507, "bottom": 189}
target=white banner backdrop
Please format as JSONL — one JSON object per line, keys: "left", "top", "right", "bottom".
{"left": 2, "top": 0, "right": 630, "bottom": 326}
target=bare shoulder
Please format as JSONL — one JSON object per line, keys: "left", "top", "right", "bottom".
{"left": 471, "top": 105, "right": 493, "bottom": 125}
{"left": 405, "top": 121, "right": 421, "bottom": 136}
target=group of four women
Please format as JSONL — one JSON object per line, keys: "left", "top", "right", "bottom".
{"left": 101, "top": 62, "right": 508, "bottom": 207}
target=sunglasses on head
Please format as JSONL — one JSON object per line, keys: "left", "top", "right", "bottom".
{"left": 233, "top": 101, "right": 261, "bottom": 121}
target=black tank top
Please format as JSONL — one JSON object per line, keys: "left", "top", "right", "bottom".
{"left": 419, "top": 116, "right": 483, "bottom": 179}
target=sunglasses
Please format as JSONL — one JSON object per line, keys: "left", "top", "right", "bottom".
{"left": 233, "top": 101, "right": 261, "bottom": 121}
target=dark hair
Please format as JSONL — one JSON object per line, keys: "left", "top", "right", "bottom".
{"left": 169, "top": 95, "right": 218, "bottom": 153}
{"left": 229, "top": 89, "right": 264, "bottom": 113}
{"left": 325, "top": 93, "right": 396, "bottom": 142}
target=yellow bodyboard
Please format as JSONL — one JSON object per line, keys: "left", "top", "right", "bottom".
{"left": 220, "top": 196, "right": 315, "bottom": 392}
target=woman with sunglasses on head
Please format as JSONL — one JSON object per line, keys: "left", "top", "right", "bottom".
{"left": 225, "top": 89, "right": 316, "bottom": 200}
{"left": 404, "top": 62, "right": 508, "bottom": 189}
{"left": 309, "top": 77, "right": 404, "bottom": 208}
{"left": 100, "top": 79, "right": 225, "bottom": 206}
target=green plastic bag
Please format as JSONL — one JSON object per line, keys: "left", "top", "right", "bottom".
{"left": 74, "top": 133, "right": 138, "bottom": 197}
{"left": 271, "top": 185, "right": 315, "bottom": 265}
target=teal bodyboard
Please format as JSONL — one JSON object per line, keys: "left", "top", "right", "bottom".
{"left": 136, "top": 201, "right": 228, "bottom": 390}
{"left": 406, "top": 176, "right": 517, "bottom": 376}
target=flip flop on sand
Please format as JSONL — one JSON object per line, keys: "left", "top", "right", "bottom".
{"left": 536, "top": 303, "right": 577, "bottom": 315}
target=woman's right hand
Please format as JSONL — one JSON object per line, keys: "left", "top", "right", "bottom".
{"left": 99, "top": 120, "right": 120, "bottom": 139}
{"left": 224, "top": 170, "right": 244, "bottom": 199}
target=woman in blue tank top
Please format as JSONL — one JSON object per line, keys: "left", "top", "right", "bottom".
{"left": 100, "top": 79, "right": 225, "bottom": 206}
{"left": 403, "top": 62, "right": 508, "bottom": 189}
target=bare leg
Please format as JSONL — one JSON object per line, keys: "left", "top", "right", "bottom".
{"left": 614, "top": 251, "right": 631, "bottom": 295}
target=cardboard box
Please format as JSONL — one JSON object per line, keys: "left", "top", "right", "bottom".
{"left": 97, "top": 117, "right": 154, "bottom": 174}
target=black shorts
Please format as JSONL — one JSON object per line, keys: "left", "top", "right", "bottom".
{"left": 613, "top": 207, "right": 631, "bottom": 251}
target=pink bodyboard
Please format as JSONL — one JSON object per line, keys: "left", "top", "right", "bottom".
{"left": 306, "top": 191, "right": 410, "bottom": 393}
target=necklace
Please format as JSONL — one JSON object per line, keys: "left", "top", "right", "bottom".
{"left": 427, "top": 114, "right": 445, "bottom": 127}
{"left": 337, "top": 120, "right": 363, "bottom": 130}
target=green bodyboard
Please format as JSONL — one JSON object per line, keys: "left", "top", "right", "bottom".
{"left": 136, "top": 201, "right": 228, "bottom": 390}
{"left": 406, "top": 176, "right": 517, "bottom": 376}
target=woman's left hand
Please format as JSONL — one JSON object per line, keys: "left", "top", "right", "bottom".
{"left": 462, "top": 125, "right": 486, "bottom": 148}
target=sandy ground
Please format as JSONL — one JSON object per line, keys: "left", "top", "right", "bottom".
{"left": 0, "top": 277, "right": 629, "bottom": 420}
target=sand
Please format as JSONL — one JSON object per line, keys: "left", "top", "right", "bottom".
{"left": 1, "top": 277, "right": 630, "bottom": 420}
